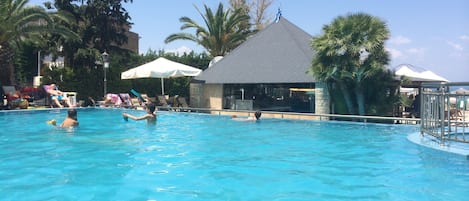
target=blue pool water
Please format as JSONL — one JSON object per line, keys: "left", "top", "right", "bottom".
{"left": 1, "top": 108, "right": 468, "bottom": 200}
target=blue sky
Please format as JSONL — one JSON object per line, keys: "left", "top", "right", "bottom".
{"left": 30, "top": 0, "right": 469, "bottom": 82}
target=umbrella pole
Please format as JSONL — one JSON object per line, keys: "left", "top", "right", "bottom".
{"left": 161, "top": 78, "right": 164, "bottom": 95}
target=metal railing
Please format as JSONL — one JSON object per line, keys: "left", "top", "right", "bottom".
{"left": 421, "top": 82, "right": 469, "bottom": 144}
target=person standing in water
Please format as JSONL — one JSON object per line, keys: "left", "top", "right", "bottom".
{"left": 231, "top": 110, "right": 262, "bottom": 121}
{"left": 122, "top": 103, "right": 157, "bottom": 124}
{"left": 47, "top": 109, "right": 79, "bottom": 127}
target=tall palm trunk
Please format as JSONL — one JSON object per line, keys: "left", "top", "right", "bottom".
{"left": 337, "top": 80, "right": 356, "bottom": 114}
{"left": 0, "top": 42, "right": 15, "bottom": 86}
{"left": 355, "top": 86, "right": 366, "bottom": 115}
{"left": 314, "top": 81, "right": 330, "bottom": 115}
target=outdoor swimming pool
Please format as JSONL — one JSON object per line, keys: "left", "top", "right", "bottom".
{"left": 1, "top": 108, "right": 468, "bottom": 200}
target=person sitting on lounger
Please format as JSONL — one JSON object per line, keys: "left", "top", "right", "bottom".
{"left": 45, "top": 84, "right": 73, "bottom": 108}
{"left": 122, "top": 103, "right": 157, "bottom": 124}
{"left": 104, "top": 93, "right": 122, "bottom": 107}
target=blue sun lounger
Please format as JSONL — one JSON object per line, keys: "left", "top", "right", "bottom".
{"left": 130, "top": 89, "right": 146, "bottom": 103}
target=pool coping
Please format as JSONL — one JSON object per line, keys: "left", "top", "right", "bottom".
{"left": 407, "top": 132, "right": 469, "bottom": 159}
{"left": 1, "top": 106, "right": 421, "bottom": 124}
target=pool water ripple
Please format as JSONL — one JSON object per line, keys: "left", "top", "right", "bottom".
{"left": 1, "top": 108, "right": 469, "bottom": 200}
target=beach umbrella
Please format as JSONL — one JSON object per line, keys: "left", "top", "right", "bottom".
{"left": 121, "top": 57, "right": 202, "bottom": 95}
{"left": 394, "top": 64, "right": 448, "bottom": 82}
{"left": 453, "top": 88, "right": 469, "bottom": 95}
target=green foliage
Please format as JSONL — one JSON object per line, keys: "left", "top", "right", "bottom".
{"left": 362, "top": 69, "right": 400, "bottom": 116}
{"left": 311, "top": 13, "right": 398, "bottom": 116}
{"left": 2, "top": 0, "right": 212, "bottom": 105}
{"left": 14, "top": 41, "right": 40, "bottom": 86}
{"left": 29, "top": 0, "right": 135, "bottom": 101}
{"left": 0, "top": 0, "right": 77, "bottom": 85}
{"left": 51, "top": 0, "right": 132, "bottom": 51}
{"left": 328, "top": 84, "right": 348, "bottom": 114}
{"left": 165, "top": 2, "right": 253, "bottom": 57}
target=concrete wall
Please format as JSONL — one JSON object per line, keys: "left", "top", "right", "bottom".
{"left": 190, "top": 83, "right": 224, "bottom": 109}
{"left": 190, "top": 83, "right": 203, "bottom": 108}
{"left": 203, "top": 84, "right": 223, "bottom": 109}
{"left": 314, "top": 82, "right": 330, "bottom": 116}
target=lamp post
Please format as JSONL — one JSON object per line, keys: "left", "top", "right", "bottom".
{"left": 33, "top": 51, "right": 43, "bottom": 87}
{"left": 102, "top": 51, "right": 109, "bottom": 97}
{"left": 37, "top": 51, "right": 41, "bottom": 77}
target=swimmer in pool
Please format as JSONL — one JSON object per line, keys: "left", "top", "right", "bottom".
{"left": 231, "top": 110, "right": 262, "bottom": 121}
{"left": 47, "top": 109, "right": 79, "bottom": 128}
{"left": 122, "top": 103, "right": 157, "bottom": 124}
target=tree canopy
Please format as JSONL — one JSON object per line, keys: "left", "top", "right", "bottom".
{"left": 229, "top": 0, "right": 273, "bottom": 30}
{"left": 0, "top": 0, "right": 78, "bottom": 86}
{"left": 311, "top": 13, "right": 398, "bottom": 116}
{"left": 165, "top": 2, "right": 253, "bottom": 57}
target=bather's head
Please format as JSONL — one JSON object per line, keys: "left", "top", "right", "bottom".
{"left": 255, "top": 111, "right": 262, "bottom": 120}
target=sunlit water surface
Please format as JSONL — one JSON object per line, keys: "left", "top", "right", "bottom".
{"left": 1, "top": 108, "right": 468, "bottom": 201}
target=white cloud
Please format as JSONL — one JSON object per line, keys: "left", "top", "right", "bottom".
{"left": 385, "top": 47, "right": 403, "bottom": 59}
{"left": 385, "top": 46, "right": 426, "bottom": 61}
{"left": 389, "top": 35, "right": 411, "bottom": 45}
{"left": 406, "top": 48, "right": 425, "bottom": 55}
{"left": 167, "top": 46, "right": 193, "bottom": 55}
{"left": 449, "top": 51, "right": 464, "bottom": 58}
{"left": 405, "top": 48, "right": 426, "bottom": 61}
{"left": 460, "top": 35, "right": 469, "bottom": 42}
{"left": 447, "top": 41, "right": 464, "bottom": 51}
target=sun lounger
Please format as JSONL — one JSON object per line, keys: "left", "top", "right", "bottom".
{"left": 2, "top": 86, "right": 18, "bottom": 102}
{"left": 20, "top": 86, "right": 46, "bottom": 107}
{"left": 119, "top": 93, "right": 134, "bottom": 108}
{"left": 2, "top": 86, "right": 29, "bottom": 109}
{"left": 176, "top": 96, "right": 191, "bottom": 112}
{"left": 449, "top": 109, "right": 463, "bottom": 120}
{"left": 86, "top": 96, "right": 98, "bottom": 107}
{"left": 157, "top": 95, "right": 169, "bottom": 107}
{"left": 141, "top": 94, "right": 156, "bottom": 103}
{"left": 127, "top": 97, "right": 146, "bottom": 109}
{"left": 452, "top": 110, "right": 469, "bottom": 127}
{"left": 177, "top": 97, "right": 189, "bottom": 108}
{"left": 130, "top": 89, "right": 146, "bottom": 103}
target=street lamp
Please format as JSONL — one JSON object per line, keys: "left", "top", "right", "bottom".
{"left": 102, "top": 51, "right": 109, "bottom": 97}
{"left": 37, "top": 51, "right": 41, "bottom": 77}
{"left": 33, "top": 51, "right": 43, "bottom": 87}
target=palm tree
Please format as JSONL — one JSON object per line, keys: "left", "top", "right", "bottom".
{"left": 165, "top": 2, "right": 252, "bottom": 57}
{"left": 229, "top": 0, "right": 274, "bottom": 30}
{"left": 311, "top": 13, "right": 390, "bottom": 115}
{"left": 0, "top": 0, "right": 77, "bottom": 85}
{"left": 0, "top": 0, "right": 48, "bottom": 85}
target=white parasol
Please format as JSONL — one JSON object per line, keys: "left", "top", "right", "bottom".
{"left": 394, "top": 64, "right": 448, "bottom": 82}
{"left": 121, "top": 57, "right": 202, "bottom": 95}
